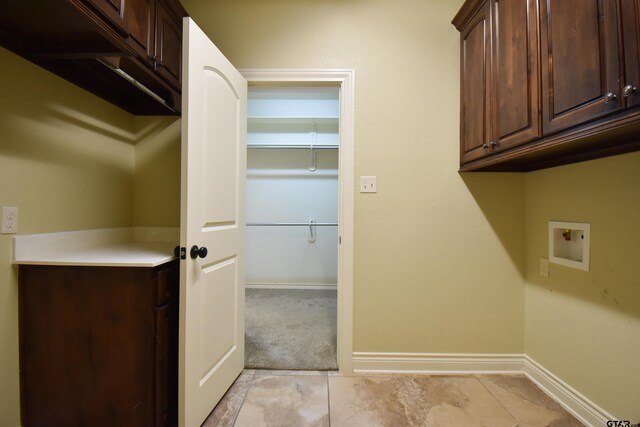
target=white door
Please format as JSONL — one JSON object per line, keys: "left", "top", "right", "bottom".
{"left": 179, "top": 17, "right": 247, "bottom": 427}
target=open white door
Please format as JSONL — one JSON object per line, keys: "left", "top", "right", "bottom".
{"left": 179, "top": 18, "right": 247, "bottom": 427}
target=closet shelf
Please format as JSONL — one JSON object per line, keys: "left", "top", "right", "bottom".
{"left": 247, "top": 169, "right": 338, "bottom": 178}
{"left": 246, "top": 222, "right": 338, "bottom": 227}
{"left": 247, "top": 144, "right": 338, "bottom": 149}
{"left": 248, "top": 117, "right": 338, "bottom": 126}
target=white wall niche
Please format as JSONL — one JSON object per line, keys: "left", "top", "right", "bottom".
{"left": 548, "top": 221, "right": 591, "bottom": 271}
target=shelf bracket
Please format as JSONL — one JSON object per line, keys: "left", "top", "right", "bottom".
{"left": 309, "top": 121, "right": 317, "bottom": 172}
{"left": 308, "top": 220, "right": 316, "bottom": 243}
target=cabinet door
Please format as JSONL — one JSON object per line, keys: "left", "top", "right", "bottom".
{"left": 124, "top": 0, "right": 154, "bottom": 62}
{"left": 19, "top": 266, "right": 156, "bottom": 427}
{"left": 540, "top": 0, "right": 622, "bottom": 134}
{"left": 491, "top": 0, "right": 540, "bottom": 151}
{"left": 621, "top": 0, "right": 640, "bottom": 107}
{"left": 460, "top": 0, "right": 491, "bottom": 164}
{"left": 155, "top": 0, "right": 183, "bottom": 90}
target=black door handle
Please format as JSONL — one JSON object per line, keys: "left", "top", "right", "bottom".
{"left": 190, "top": 245, "right": 208, "bottom": 259}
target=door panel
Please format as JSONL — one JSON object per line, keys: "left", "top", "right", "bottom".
{"left": 180, "top": 17, "right": 246, "bottom": 427}
{"left": 621, "top": 0, "right": 640, "bottom": 107}
{"left": 540, "top": 0, "right": 621, "bottom": 134}
{"left": 460, "top": 1, "right": 491, "bottom": 164}
{"left": 492, "top": 0, "right": 540, "bottom": 151}
{"left": 202, "top": 69, "right": 239, "bottom": 223}
{"left": 199, "top": 259, "right": 237, "bottom": 374}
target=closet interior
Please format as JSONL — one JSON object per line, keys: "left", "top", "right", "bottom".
{"left": 244, "top": 86, "right": 339, "bottom": 370}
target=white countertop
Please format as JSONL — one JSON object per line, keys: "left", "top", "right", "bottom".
{"left": 12, "top": 228, "right": 179, "bottom": 267}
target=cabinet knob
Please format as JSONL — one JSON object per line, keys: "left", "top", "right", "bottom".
{"left": 190, "top": 245, "right": 208, "bottom": 259}
{"left": 623, "top": 84, "right": 637, "bottom": 97}
{"left": 490, "top": 141, "right": 497, "bottom": 148}
{"left": 482, "top": 143, "right": 489, "bottom": 149}
{"left": 603, "top": 92, "right": 617, "bottom": 103}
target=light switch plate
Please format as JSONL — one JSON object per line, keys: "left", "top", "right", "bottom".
{"left": 360, "top": 176, "right": 377, "bottom": 193}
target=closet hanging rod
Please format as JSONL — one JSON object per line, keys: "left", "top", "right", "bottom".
{"left": 246, "top": 222, "right": 338, "bottom": 227}
{"left": 247, "top": 144, "right": 338, "bottom": 150}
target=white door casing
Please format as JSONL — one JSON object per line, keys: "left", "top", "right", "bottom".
{"left": 179, "top": 18, "right": 247, "bottom": 427}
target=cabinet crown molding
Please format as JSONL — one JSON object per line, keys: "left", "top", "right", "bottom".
{"left": 452, "top": 0, "right": 486, "bottom": 30}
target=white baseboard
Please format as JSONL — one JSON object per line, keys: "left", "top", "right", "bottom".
{"left": 523, "top": 355, "right": 614, "bottom": 427}
{"left": 352, "top": 352, "right": 525, "bottom": 374}
{"left": 245, "top": 282, "right": 337, "bottom": 290}
{"left": 352, "top": 352, "right": 613, "bottom": 427}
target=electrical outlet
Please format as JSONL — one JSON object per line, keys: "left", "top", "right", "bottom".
{"left": 360, "top": 176, "right": 377, "bottom": 193}
{"left": 540, "top": 257, "right": 549, "bottom": 277}
{"left": 2, "top": 207, "right": 18, "bottom": 234}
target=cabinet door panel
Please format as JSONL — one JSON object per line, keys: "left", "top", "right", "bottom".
{"left": 19, "top": 266, "right": 156, "bottom": 427}
{"left": 621, "top": 0, "right": 640, "bottom": 107}
{"left": 460, "top": 1, "right": 491, "bottom": 164}
{"left": 125, "top": 0, "right": 154, "bottom": 61}
{"left": 492, "top": 0, "right": 540, "bottom": 151}
{"left": 540, "top": 0, "right": 621, "bottom": 134}
{"left": 155, "top": 0, "right": 183, "bottom": 90}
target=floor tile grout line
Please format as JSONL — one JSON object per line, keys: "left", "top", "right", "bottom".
{"left": 474, "top": 374, "right": 520, "bottom": 425}
{"left": 231, "top": 370, "right": 256, "bottom": 427}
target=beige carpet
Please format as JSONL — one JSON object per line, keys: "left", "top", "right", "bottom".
{"left": 245, "top": 288, "right": 337, "bottom": 370}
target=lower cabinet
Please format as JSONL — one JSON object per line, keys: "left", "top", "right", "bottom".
{"left": 19, "top": 260, "right": 179, "bottom": 427}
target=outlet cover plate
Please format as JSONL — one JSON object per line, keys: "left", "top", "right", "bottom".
{"left": 360, "top": 176, "right": 377, "bottom": 193}
{"left": 540, "top": 258, "right": 549, "bottom": 277}
{"left": 2, "top": 207, "right": 18, "bottom": 234}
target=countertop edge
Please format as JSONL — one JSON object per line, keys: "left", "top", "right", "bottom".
{"left": 12, "top": 228, "right": 178, "bottom": 267}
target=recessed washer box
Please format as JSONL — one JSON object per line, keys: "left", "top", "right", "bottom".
{"left": 548, "top": 221, "right": 590, "bottom": 271}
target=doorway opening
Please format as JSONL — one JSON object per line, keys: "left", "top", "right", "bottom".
{"left": 241, "top": 69, "right": 355, "bottom": 373}
{"left": 245, "top": 85, "right": 339, "bottom": 370}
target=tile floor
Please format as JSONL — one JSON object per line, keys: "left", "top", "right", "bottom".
{"left": 202, "top": 370, "right": 584, "bottom": 426}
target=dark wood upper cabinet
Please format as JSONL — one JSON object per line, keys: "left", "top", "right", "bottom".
{"left": 456, "top": 0, "right": 540, "bottom": 165}
{"left": 124, "top": 0, "right": 155, "bottom": 62}
{"left": 0, "top": 1, "right": 132, "bottom": 57}
{"left": 83, "top": 0, "right": 159, "bottom": 63}
{"left": 540, "top": 0, "right": 622, "bottom": 134}
{"left": 0, "top": 0, "right": 186, "bottom": 115}
{"left": 491, "top": 0, "right": 541, "bottom": 151}
{"left": 454, "top": 0, "right": 640, "bottom": 172}
{"left": 83, "top": 0, "right": 128, "bottom": 33}
{"left": 155, "top": 0, "right": 183, "bottom": 91}
{"left": 621, "top": 0, "right": 640, "bottom": 108}
{"left": 459, "top": 1, "right": 491, "bottom": 164}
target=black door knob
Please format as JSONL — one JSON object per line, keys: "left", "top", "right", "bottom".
{"left": 190, "top": 245, "right": 208, "bottom": 259}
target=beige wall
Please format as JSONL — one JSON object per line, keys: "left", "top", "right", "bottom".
{"left": 133, "top": 116, "right": 181, "bottom": 227}
{"left": 524, "top": 152, "right": 640, "bottom": 420}
{"left": 0, "top": 48, "right": 137, "bottom": 425}
{"left": 181, "top": 0, "right": 527, "bottom": 355}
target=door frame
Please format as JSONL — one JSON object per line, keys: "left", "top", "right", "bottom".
{"left": 240, "top": 69, "right": 355, "bottom": 374}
